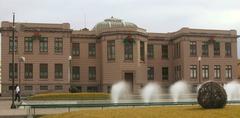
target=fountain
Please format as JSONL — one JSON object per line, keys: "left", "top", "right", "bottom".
{"left": 141, "top": 82, "right": 161, "bottom": 103}
{"left": 170, "top": 81, "right": 190, "bottom": 102}
{"left": 111, "top": 81, "right": 130, "bottom": 103}
{"left": 224, "top": 81, "right": 240, "bottom": 101}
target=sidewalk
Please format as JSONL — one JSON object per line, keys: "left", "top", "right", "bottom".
{"left": 0, "top": 99, "right": 81, "bottom": 118}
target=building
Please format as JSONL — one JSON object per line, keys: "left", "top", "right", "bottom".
{"left": 0, "top": 17, "right": 238, "bottom": 96}
{"left": 238, "top": 60, "right": 240, "bottom": 79}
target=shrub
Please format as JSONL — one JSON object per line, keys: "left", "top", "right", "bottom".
{"left": 28, "top": 92, "right": 110, "bottom": 100}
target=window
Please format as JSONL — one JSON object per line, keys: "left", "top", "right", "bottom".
{"left": 9, "top": 37, "right": 18, "bottom": 52}
{"left": 54, "top": 38, "right": 63, "bottom": 53}
{"left": 174, "top": 43, "right": 180, "bottom": 58}
{"left": 225, "top": 65, "right": 232, "bottom": 79}
{"left": 225, "top": 42, "right": 231, "bottom": 57}
{"left": 147, "top": 67, "right": 154, "bottom": 80}
{"left": 107, "top": 40, "right": 115, "bottom": 60}
{"left": 214, "top": 65, "right": 221, "bottom": 79}
{"left": 40, "top": 64, "right": 48, "bottom": 79}
{"left": 72, "top": 43, "right": 80, "bottom": 56}
{"left": 72, "top": 66, "right": 80, "bottom": 80}
{"left": 24, "top": 86, "right": 33, "bottom": 91}
{"left": 162, "top": 67, "right": 168, "bottom": 80}
{"left": 89, "top": 66, "right": 96, "bottom": 80}
{"left": 202, "top": 42, "right": 208, "bottom": 56}
{"left": 9, "top": 63, "right": 18, "bottom": 79}
{"left": 202, "top": 65, "right": 209, "bottom": 79}
{"left": 175, "top": 65, "right": 181, "bottom": 80}
{"left": 214, "top": 42, "right": 220, "bottom": 56}
{"left": 124, "top": 43, "right": 133, "bottom": 60}
{"left": 87, "top": 86, "right": 98, "bottom": 92}
{"left": 190, "top": 41, "right": 197, "bottom": 56}
{"left": 39, "top": 37, "right": 48, "bottom": 52}
{"left": 8, "top": 86, "right": 14, "bottom": 90}
{"left": 40, "top": 85, "right": 48, "bottom": 90}
{"left": 88, "top": 43, "right": 96, "bottom": 57}
{"left": 162, "top": 45, "right": 168, "bottom": 59}
{"left": 24, "top": 37, "right": 33, "bottom": 52}
{"left": 147, "top": 44, "right": 154, "bottom": 59}
{"left": 190, "top": 65, "right": 197, "bottom": 79}
{"left": 25, "top": 63, "right": 33, "bottom": 79}
{"left": 140, "top": 41, "right": 145, "bottom": 61}
{"left": 55, "top": 85, "right": 63, "bottom": 90}
{"left": 55, "top": 64, "right": 63, "bottom": 79}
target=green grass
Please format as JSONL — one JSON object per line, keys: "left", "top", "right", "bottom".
{"left": 27, "top": 92, "right": 110, "bottom": 100}
{"left": 41, "top": 105, "right": 240, "bottom": 118}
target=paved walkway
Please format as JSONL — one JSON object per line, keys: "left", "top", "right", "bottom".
{"left": 0, "top": 99, "right": 75, "bottom": 118}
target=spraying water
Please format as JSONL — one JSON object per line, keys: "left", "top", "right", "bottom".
{"left": 141, "top": 82, "right": 161, "bottom": 103}
{"left": 111, "top": 81, "right": 130, "bottom": 103}
{"left": 224, "top": 81, "right": 240, "bottom": 101}
{"left": 170, "top": 81, "right": 190, "bottom": 102}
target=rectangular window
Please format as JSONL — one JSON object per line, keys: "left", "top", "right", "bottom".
{"left": 55, "top": 85, "right": 63, "bottom": 90}
{"left": 40, "top": 85, "right": 48, "bottom": 90}
{"left": 202, "top": 42, "right": 208, "bottom": 56}
{"left": 88, "top": 43, "right": 96, "bottom": 57}
{"left": 162, "top": 67, "right": 169, "bottom": 80}
{"left": 72, "top": 66, "right": 80, "bottom": 80}
{"left": 190, "top": 41, "right": 197, "bottom": 56}
{"left": 40, "top": 64, "right": 48, "bottom": 79}
{"left": 225, "top": 42, "right": 231, "bottom": 57}
{"left": 162, "top": 45, "right": 168, "bottom": 59}
{"left": 9, "top": 37, "right": 18, "bottom": 52}
{"left": 174, "top": 43, "right": 181, "bottom": 58}
{"left": 140, "top": 41, "right": 145, "bottom": 61}
{"left": 214, "top": 42, "right": 220, "bottom": 56}
{"left": 24, "top": 37, "right": 33, "bottom": 52}
{"left": 24, "top": 86, "right": 33, "bottom": 91}
{"left": 202, "top": 65, "right": 209, "bottom": 79}
{"left": 54, "top": 38, "right": 63, "bottom": 53}
{"left": 89, "top": 66, "right": 96, "bottom": 80}
{"left": 175, "top": 65, "right": 181, "bottom": 80}
{"left": 107, "top": 40, "right": 115, "bottom": 60}
{"left": 190, "top": 65, "right": 197, "bottom": 79}
{"left": 39, "top": 37, "right": 48, "bottom": 52}
{"left": 72, "top": 43, "right": 80, "bottom": 56}
{"left": 147, "top": 44, "right": 154, "bottom": 59}
{"left": 225, "top": 65, "right": 232, "bottom": 79}
{"left": 55, "top": 64, "right": 63, "bottom": 79}
{"left": 9, "top": 63, "right": 18, "bottom": 79}
{"left": 147, "top": 67, "right": 154, "bottom": 80}
{"left": 214, "top": 65, "right": 221, "bottom": 79}
{"left": 25, "top": 63, "right": 33, "bottom": 79}
{"left": 124, "top": 43, "right": 133, "bottom": 60}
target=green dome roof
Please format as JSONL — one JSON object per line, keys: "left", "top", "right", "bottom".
{"left": 92, "top": 17, "right": 137, "bottom": 33}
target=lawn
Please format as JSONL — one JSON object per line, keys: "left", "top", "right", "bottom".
{"left": 28, "top": 92, "right": 109, "bottom": 100}
{"left": 41, "top": 105, "right": 240, "bottom": 118}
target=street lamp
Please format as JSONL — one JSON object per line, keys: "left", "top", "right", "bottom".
{"left": 198, "top": 56, "right": 202, "bottom": 84}
{"left": 10, "top": 12, "right": 16, "bottom": 109}
{"left": 18, "top": 56, "right": 25, "bottom": 93}
{"left": 68, "top": 56, "right": 72, "bottom": 90}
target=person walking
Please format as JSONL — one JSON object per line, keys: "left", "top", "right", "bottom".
{"left": 15, "top": 84, "right": 21, "bottom": 102}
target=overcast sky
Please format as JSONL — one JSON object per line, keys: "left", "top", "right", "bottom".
{"left": 0, "top": 0, "right": 240, "bottom": 58}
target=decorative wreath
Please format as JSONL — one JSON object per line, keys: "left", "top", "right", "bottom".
{"left": 30, "top": 32, "right": 45, "bottom": 41}
{"left": 123, "top": 35, "right": 135, "bottom": 44}
{"left": 207, "top": 36, "right": 216, "bottom": 44}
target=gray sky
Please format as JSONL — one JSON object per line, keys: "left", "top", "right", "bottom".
{"left": 0, "top": 0, "right": 240, "bottom": 58}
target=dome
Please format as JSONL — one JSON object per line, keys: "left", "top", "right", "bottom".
{"left": 92, "top": 17, "right": 138, "bottom": 33}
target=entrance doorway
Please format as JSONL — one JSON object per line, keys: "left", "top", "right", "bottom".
{"left": 124, "top": 73, "right": 134, "bottom": 92}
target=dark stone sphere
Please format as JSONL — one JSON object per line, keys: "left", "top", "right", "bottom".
{"left": 197, "top": 81, "right": 227, "bottom": 109}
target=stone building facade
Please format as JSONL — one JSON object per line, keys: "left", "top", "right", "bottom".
{"left": 0, "top": 17, "right": 238, "bottom": 96}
